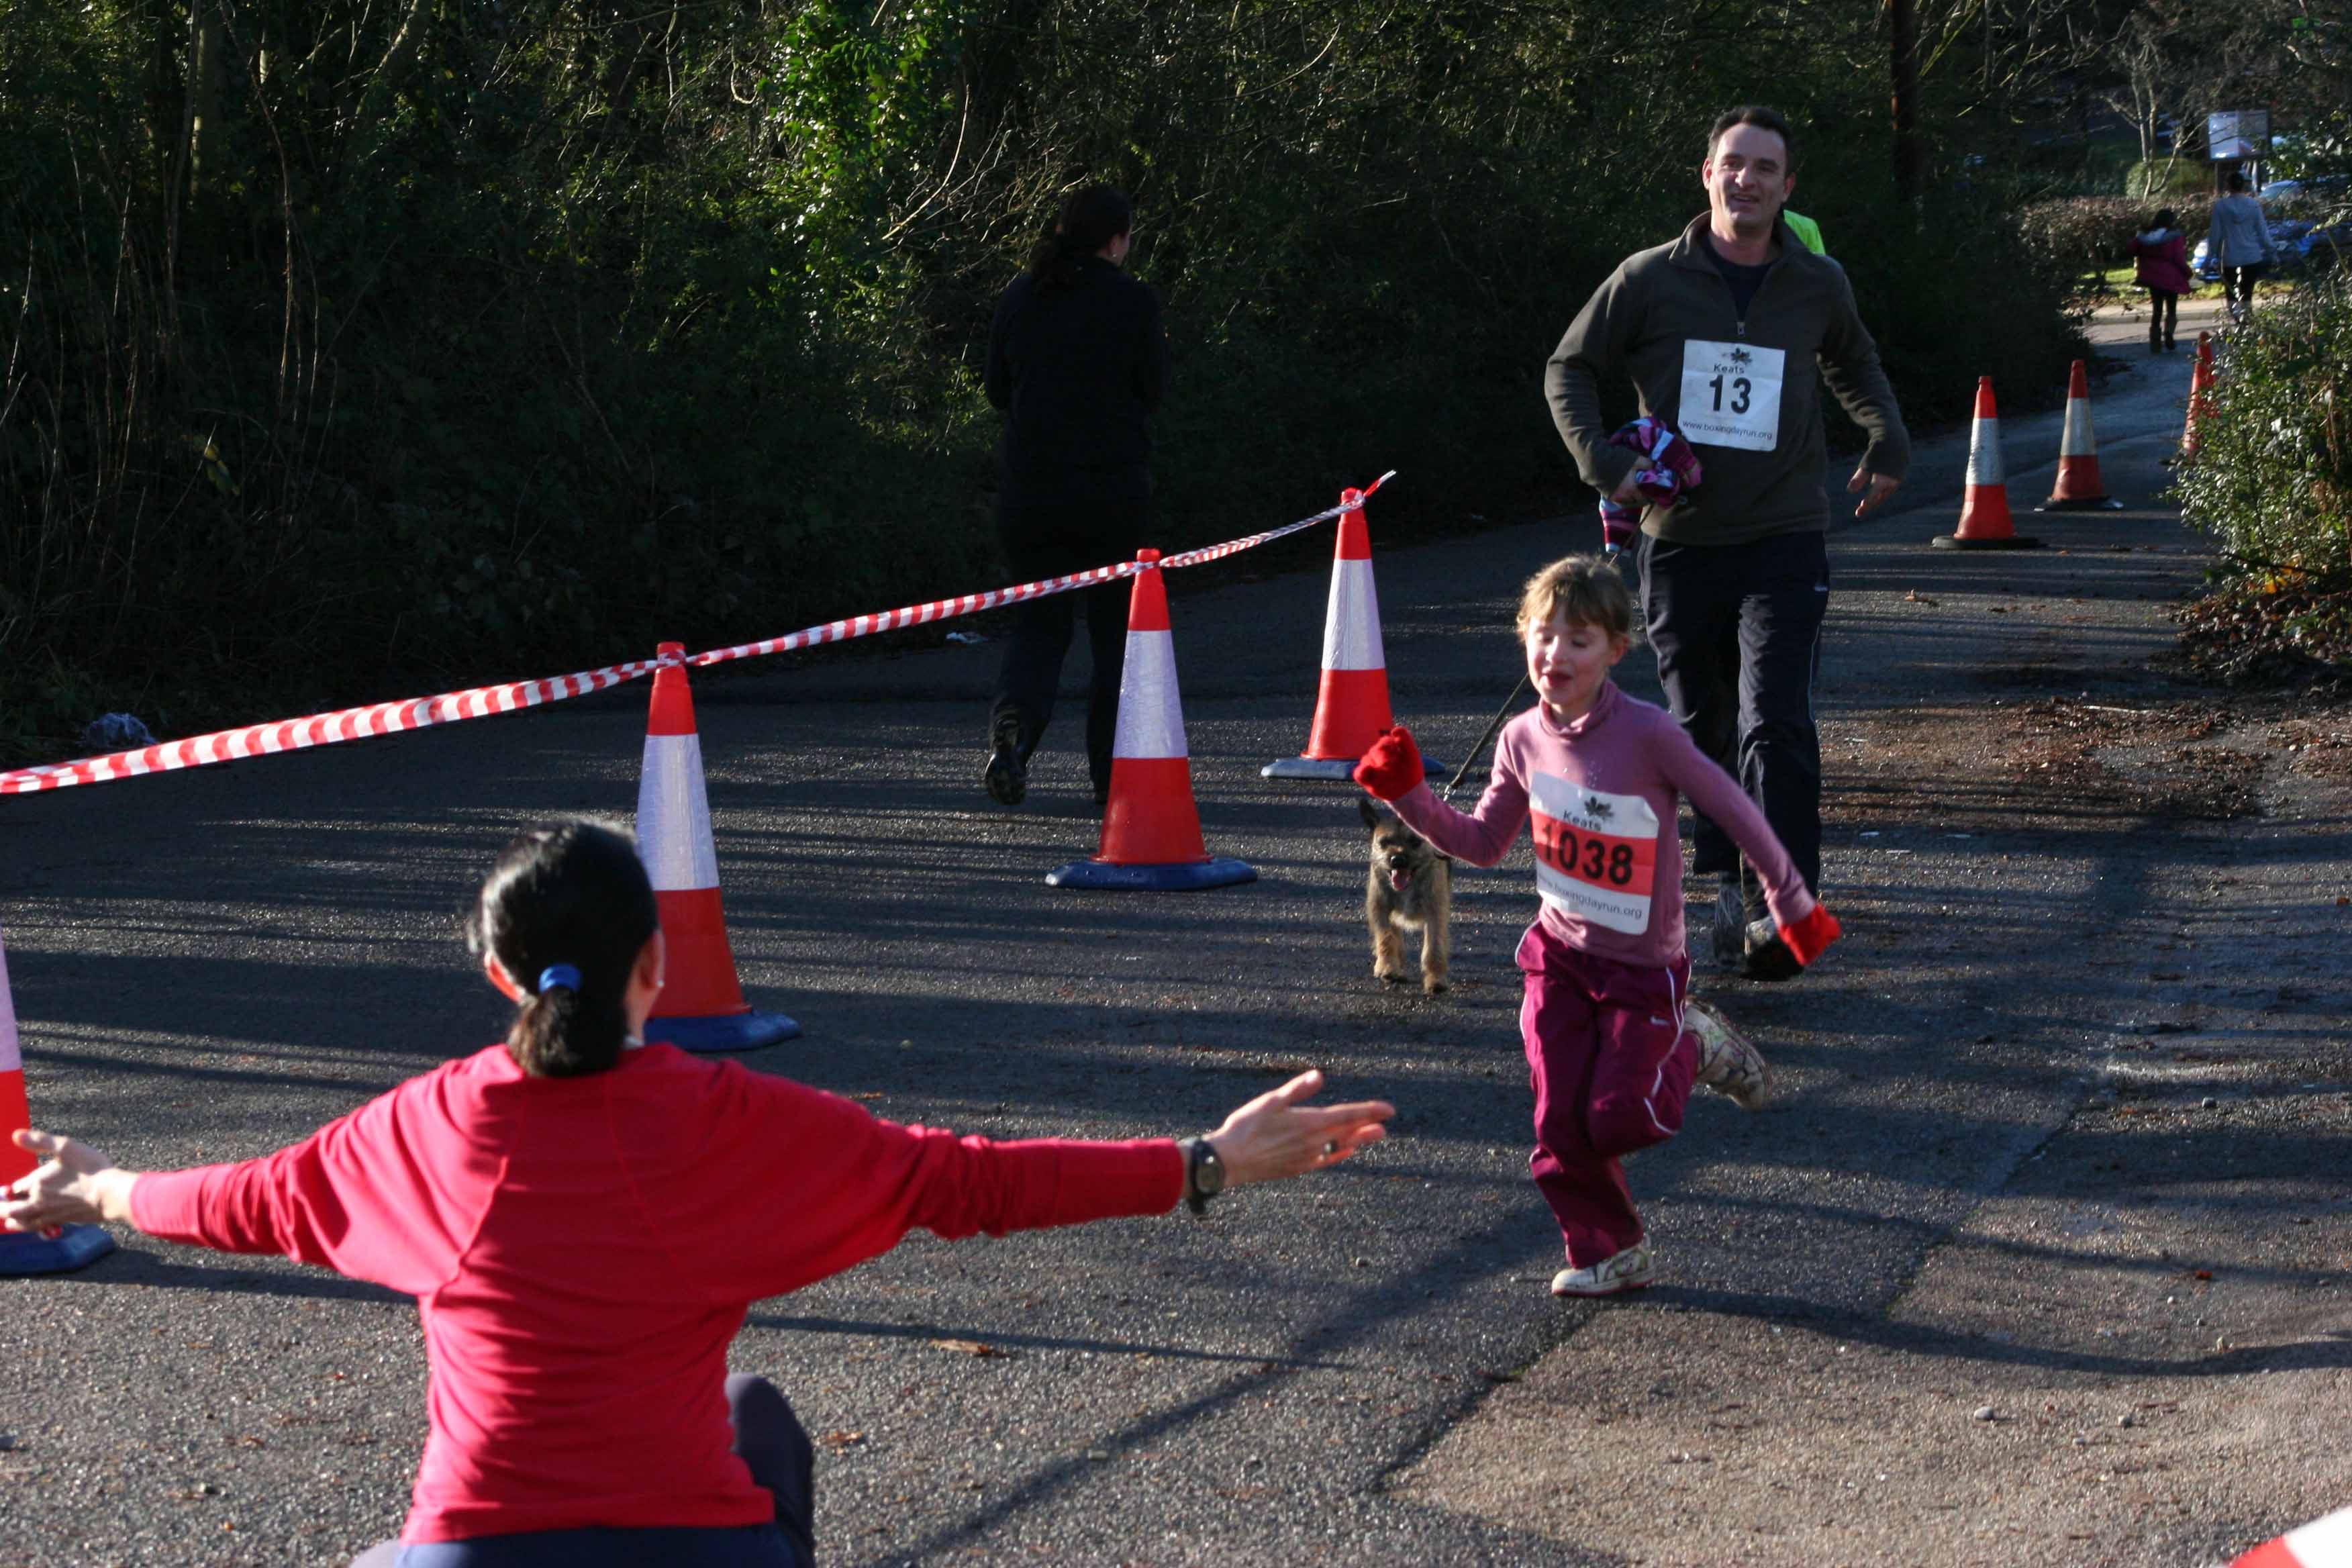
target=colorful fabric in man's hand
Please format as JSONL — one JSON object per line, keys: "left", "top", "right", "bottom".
{"left": 1596, "top": 418, "right": 1704, "bottom": 551}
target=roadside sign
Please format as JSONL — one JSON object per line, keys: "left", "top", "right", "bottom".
{"left": 2208, "top": 109, "right": 2269, "bottom": 161}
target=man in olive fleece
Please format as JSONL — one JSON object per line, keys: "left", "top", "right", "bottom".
{"left": 1543, "top": 104, "right": 1909, "bottom": 980}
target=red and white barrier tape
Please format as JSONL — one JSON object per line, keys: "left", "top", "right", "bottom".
{"left": 689, "top": 560, "right": 1142, "bottom": 671}
{"left": 0, "top": 474, "right": 1396, "bottom": 796}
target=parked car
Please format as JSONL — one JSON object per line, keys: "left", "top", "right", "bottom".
{"left": 2298, "top": 220, "right": 2352, "bottom": 271}
{"left": 2192, "top": 219, "right": 2316, "bottom": 280}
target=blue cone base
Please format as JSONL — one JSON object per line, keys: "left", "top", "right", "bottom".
{"left": 2035, "top": 497, "right": 2124, "bottom": 511}
{"left": 1047, "top": 856, "right": 1259, "bottom": 891}
{"left": 0, "top": 1224, "right": 116, "bottom": 1275}
{"left": 1262, "top": 756, "right": 1444, "bottom": 783}
{"left": 646, "top": 1010, "right": 802, "bottom": 1054}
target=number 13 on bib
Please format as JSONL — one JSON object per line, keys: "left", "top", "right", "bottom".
{"left": 1679, "top": 339, "right": 1785, "bottom": 452}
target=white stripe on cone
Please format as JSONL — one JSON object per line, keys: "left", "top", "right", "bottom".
{"left": 2286, "top": 1506, "right": 2352, "bottom": 1563}
{"left": 1966, "top": 415, "right": 2004, "bottom": 486}
{"left": 0, "top": 929, "right": 19, "bottom": 1077}
{"left": 2059, "top": 394, "right": 2096, "bottom": 458}
{"left": 1320, "top": 558, "right": 1385, "bottom": 671}
{"left": 637, "top": 732, "right": 722, "bottom": 892}
{"left": 1113, "top": 631, "right": 1188, "bottom": 761}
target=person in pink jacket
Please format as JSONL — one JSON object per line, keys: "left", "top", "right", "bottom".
{"left": 1353, "top": 556, "right": 1839, "bottom": 1297}
{"left": 2, "top": 820, "right": 1393, "bottom": 1568}
{"left": 2129, "top": 208, "right": 2194, "bottom": 354}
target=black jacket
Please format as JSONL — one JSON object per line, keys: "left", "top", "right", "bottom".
{"left": 985, "top": 256, "right": 1169, "bottom": 506}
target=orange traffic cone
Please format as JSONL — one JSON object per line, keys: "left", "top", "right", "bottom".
{"left": 0, "top": 920, "right": 116, "bottom": 1274}
{"left": 636, "top": 644, "right": 799, "bottom": 1051}
{"left": 1263, "top": 489, "right": 1440, "bottom": 781}
{"left": 2232, "top": 1503, "right": 2352, "bottom": 1567}
{"left": 2179, "top": 352, "right": 2216, "bottom": 462}
{"left": 2038, "top": 360, "right": 2122, "bottom": 511}
{"left": 1049, "top": 552, "right": 1256, "bottom": 891}
{"left": 1932, "top": 377, "right": 2041, "bottom": 550}
{"left": 2197, "top": 330, "right": 2216, "bottom": 375}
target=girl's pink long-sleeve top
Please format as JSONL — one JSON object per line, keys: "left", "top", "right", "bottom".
{"left": 1389, "top": 681, "right": 1816, "bottom": 967}
{"left": 130, "top": 1042, "right": 1181, "bottom": 1543}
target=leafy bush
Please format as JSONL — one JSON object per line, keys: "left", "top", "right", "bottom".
{"left": 2175, "top": 281, "right": 2352, "bottom": 587}
{"left": 2126, "top": 158, "right": 2212, "bottom": 199}
{"left": 2018, "top": 195, "right": 2216, "bottom": 281}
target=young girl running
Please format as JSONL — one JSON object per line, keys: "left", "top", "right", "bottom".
{"left": 1354, "top": 555, "right": 1840, "bottom": 1296}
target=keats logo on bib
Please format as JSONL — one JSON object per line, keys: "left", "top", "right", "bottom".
{"left": 1528, "top": 774, "right": 1659, "bottom": 934}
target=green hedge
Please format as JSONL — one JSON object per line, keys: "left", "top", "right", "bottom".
{"left": 2175, "top": 282, "right": 2352, "bottom": 585}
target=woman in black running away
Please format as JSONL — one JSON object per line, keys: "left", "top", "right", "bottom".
{"left": 980, "top": 184, "right": 1171, "bottom": 810}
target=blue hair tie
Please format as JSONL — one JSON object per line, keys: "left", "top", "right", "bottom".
{"left": 537, "top": 965, "right": 584, "bottom": 995}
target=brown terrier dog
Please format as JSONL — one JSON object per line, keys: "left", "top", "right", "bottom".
{"left": 1359, "top": 798, "right": 1451, "bottom": 995}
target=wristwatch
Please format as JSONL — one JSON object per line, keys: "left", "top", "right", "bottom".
{"left": 1178, "top": 1136, "right": 1226, "bottom": 1216}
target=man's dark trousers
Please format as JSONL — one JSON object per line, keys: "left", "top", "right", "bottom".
{"left": 1634, "top": 531, "right": 1828, "bottom": 898}
{"left": 990, "top": 497, "right": 1144, "bottom": 800}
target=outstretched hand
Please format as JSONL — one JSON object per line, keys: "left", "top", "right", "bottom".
{"left": 1, "top": 1129, "right": 140, "bottom": 1232}
{"left": 1849, "top": 467, "right": 1900, "bottom": 518}
{"left": 1207, "top": 1070, "right": 1395, "bottom": 1187}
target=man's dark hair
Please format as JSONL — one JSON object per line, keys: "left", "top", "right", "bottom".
{"left": 2226, "top": 170, "right": 2249, "bottom": 193}
{"left": 1707, "top": 105, "right": 1796, "bottom": 169}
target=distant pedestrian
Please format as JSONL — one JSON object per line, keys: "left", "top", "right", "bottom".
{"left": 2, "top": 818, "right": 1393, "bottom": 1567}
{"left": 1544, "top": 104, "right": 1908, "bottom": 980}
{"left": 1353, "top": 557, "right": 1841, "bottom": 1297}
{"left": 2210, "top": 171, "right": 2280, "bottom": 323}
{"left": 2130, "top": 208, "right": 2193, "bottom": 354}
{"left": 982, "top": 184, "right": 1171, "bottom": 809}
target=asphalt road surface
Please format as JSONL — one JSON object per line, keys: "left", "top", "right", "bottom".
{"left": 5, "top": 296, "right": 2347, "bottom": 1567}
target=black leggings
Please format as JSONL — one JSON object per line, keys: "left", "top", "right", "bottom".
{"left": 351, "top": 1376, "right": 815, "bottom": 1567}
{"left": 2146, "top": 289, "right": 2177, "bottom": 346}
{"left": 2223, "top": 263, "right": 2268, "bottom": 315}
{"left": 989, "top": 495, "right": 1147, "bottom": 797}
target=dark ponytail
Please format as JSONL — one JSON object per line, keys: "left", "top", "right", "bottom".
{"left": 1025, "top": 184, "right": 1132, "bottom": 291}
{"left": 465, "top": 819, "right": 659, "bottom": 1079}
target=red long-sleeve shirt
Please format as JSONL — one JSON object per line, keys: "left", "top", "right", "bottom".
{"left": 1391, "top": 681, "right": 1815, "bottom": 968}
{"left": 131, "top": 1042, "right": 1183, "bottom": 1543}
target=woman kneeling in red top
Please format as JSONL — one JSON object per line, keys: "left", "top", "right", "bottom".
{"left": 1, "top": 820, "right": 1393, "bottom": 1568}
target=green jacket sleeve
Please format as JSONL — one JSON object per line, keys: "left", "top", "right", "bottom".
{"left": 1544, "top": 268, "right": 1642, "bottom": 497}
{"left": 1814, "top": 266, "right": 1910, "bottom": 481}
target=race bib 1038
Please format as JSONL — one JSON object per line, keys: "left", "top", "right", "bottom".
{"left": 1679, "top": 339, "right": 1786, "bottom": 452}
{"left": 1528, "top": 774, "right": 1660, "bottom": 935}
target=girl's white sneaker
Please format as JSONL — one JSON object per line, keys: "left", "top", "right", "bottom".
{"left": 1687, "top": 999, "right": 1775, "bottom": 1110}
{"left": 1551, "top": 1241, "right": 1653, "bottom": 1297}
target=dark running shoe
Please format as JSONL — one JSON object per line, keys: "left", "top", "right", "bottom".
{"left": 1710, "top": 880, "right": 1747, "bottom": 970}
{"left": 1712, "top": 879, "right": 1803, "bottom": 982}
{"left": 983, "top": 714, "right": 1027, "bottom": 807}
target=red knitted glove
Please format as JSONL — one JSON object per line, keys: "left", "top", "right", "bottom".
{"left": 1777, "top": 904, "right": 1843, "bottom": 967}
{"left": 1353, "top": 726, "right": 1426, "bottom": 801}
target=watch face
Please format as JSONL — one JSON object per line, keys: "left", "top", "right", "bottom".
{"left": 1194, "top": 1143, "right": 1225, "bottom": 1196}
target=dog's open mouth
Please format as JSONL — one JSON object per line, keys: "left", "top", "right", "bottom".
{"left": 1388, "top": 867, "right": 1412, "bottom": 891}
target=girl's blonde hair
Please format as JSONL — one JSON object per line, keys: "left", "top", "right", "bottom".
{"left": 1516, "top": 554, "right": 1637, "bottom": 642}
